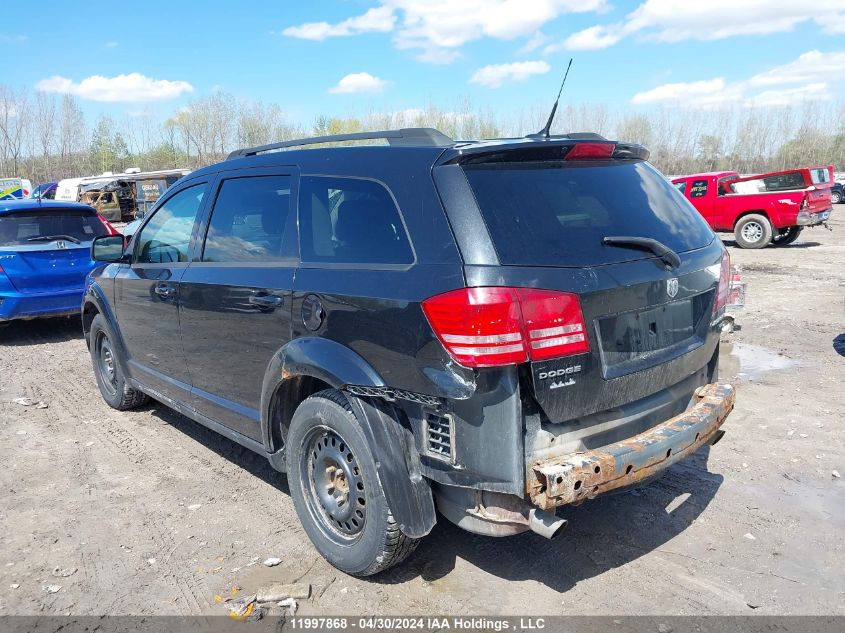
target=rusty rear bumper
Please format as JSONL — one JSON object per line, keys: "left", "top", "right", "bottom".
{"left": 527, "top": 382, "right": 735, "bottom": 511}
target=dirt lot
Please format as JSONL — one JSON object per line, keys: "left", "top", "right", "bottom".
{"left": 1, "top": 217, "right": 843, "bottom": 617}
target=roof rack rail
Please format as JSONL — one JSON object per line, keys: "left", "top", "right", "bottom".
{"left": 227, "top": 127, "right": 454, "bottom": 160}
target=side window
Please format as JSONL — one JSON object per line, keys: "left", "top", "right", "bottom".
{"left": 135, "top": 184, "right": 206, "bottom": 264}
{"left": 299, "top": 176, "right": 413, "bottom": 265}
{"left": 689, "top": 179, "right": 708, "bottom": 198}
{"left": 202, "top": 175, "right": 291, "bottom": 262}
{"left": 673, "top": 181, "right": 687, "bottom": 195}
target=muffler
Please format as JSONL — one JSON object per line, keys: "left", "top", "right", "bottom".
{"left": 434, "top": 485, "right": 567, "bottom": 538}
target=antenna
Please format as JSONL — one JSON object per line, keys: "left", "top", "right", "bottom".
{"left": 528, "top": 58, "right": 573, "bottom": 139}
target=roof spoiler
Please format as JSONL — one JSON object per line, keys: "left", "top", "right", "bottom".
{"left": 227, "top": 127, "right": 454, "bottom": 160}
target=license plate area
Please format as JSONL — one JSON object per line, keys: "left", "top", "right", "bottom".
{"left": 596, "top": 293, "right": 711, "bottom": 379}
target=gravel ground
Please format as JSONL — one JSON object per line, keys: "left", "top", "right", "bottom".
{"left": 0, "top": 216, "right": 843, "bottom": 616}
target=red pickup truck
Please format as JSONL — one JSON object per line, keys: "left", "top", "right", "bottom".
{"left": 672, "top": 166, "right": 834, "bottom": 248}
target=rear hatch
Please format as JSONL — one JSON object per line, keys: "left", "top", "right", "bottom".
{"left": 454, "top": 144, "right": 723, "bottom": 423}
{"left": 0, "top": 208, "right": 107, "bottom": 294}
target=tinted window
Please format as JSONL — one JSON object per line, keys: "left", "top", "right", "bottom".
{"left": 136, "top": 184, "right": 205, "bottom": 263}
{"left": 202, "top": 175, "right": 291, "bottom": 262}
{"left": 731, "top": 171, "right": 806, "bottom": 193}
{"left": 689, "top": 179, "right": 708, "bottom": 198}
{"left": 462, "top": 161, "right": 713, "bottom": 267}
{"left": 299, "top": 176, "right": 413, "bottom": 265}
{"left": 0, "top": 209, "right": 107, "bottom": 246}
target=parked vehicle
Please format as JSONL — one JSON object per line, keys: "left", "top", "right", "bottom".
{"left": 29, "top": 182, "right": 58, "bottom": 200}
{"left": 672, "top": 166, "right": 834, "bottom": 248}
{"left": 57, "top": 169, "right": 190, "bottom": 222}
{"left": 0, "top": 178, "right": 33, "bottom": 200}
{"left": 831, "top": 182, "right": 843, "bottom": 205}
{"left": 0, "top": 200, "right": 119, "bottom": 323}
{"left": 84, "top": 128, "right": 735, "bottom": 576}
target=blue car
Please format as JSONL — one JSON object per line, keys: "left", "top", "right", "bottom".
{"left": 0, "top": 199, "right": 117, "bottom": 323}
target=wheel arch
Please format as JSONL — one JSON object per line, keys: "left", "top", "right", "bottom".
{"left": 260, "top": 337, "right": 436, "bottom": 538}
{"left": 733, "top": 209, "right": 771, "bottom": 229}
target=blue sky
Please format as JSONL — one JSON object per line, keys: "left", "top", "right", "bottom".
{"left": 3, "top": 1, "right": 844, "bottom": 126}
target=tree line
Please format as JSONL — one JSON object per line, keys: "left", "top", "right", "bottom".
{"left": 1, "top": 83, "right": 843, "bottom": 184}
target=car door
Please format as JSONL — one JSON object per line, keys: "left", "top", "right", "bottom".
{"left": 113, "top": 181, "right": 209, "bottom": 403}
{"left": 178, "top": 168, "right": 297, "bottom": 440}
{"left": 685, "top": 177, "right": 716, "bottom": 226}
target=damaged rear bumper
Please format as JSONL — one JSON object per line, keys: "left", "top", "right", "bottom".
{"left": 527, "top": 382, "right": 735, "bottom": 511}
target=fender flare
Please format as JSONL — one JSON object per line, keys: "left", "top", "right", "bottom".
{"left": 260, "top": 337, "right": 437, "bottom": 538}
{"left": 82, "top": 282, "right": 133, "bottom": 380}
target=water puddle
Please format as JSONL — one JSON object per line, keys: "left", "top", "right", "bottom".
{"left": 720, "top": 342, "right": 800, "bottom": 382}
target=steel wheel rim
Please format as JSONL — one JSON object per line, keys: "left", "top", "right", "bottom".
{"left": 301, "top": 427, "right": 366, "bottom": 541}
{"left": 96, "top": 332, "right": 118, "bottom": 395}
{"left": 741, "top": 221, "right": 763, "bottom": 243}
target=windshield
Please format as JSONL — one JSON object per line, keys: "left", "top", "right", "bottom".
{"left": 0, "top": 210, "right": 108, "bottom": 246}
{"left": 462, "top": 160, "right": 713, "bottom": 267}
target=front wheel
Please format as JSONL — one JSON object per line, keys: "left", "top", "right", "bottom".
{"left": 89, "top": 314, "right": 149, "bottom": 410}
{"left": 734, "top": 214, "right": 773, "bottom": 249}
{"left": 285, "top": 389, "right": 419, "bottom": 576}
{"left": 832, "top": 190, "right": 842, "bottom": 204}
{"left": 773, "top": 226, "right": 803, "bottom": 246}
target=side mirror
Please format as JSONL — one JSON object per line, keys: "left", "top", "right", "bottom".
{"left": 92, "top": 234, "right": 128, "bottom": 263}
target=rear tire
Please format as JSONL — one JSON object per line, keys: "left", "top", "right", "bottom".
{"left": 734, "top": 214, "right": 772, "bottom": 249}
{"left": 773, "top": 226, "right": 803, "bottom": 246}
{"left": 285, "top": 389, "right": 419, "bottom": 576}
{"left": 89, "top": 314, "right": 149, "bottom": 410}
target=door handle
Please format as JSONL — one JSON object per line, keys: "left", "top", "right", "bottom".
{"left": 154, "top": 285, "right": 177, "bottom": 299}
{"left": 249, "top": 294, "right": 283, "bottom": 308}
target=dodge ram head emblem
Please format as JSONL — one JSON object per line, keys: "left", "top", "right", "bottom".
{"left": 666, "top": 278, "right": 679, "bottom": 298}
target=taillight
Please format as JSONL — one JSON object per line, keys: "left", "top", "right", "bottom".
{"left": 714, "top": 250, "right": 731, "bottom": 315}
{"left": 422, "top": 287, "right": 589, "bottom": 368}
{"left": 97, "top": 214, "right": 119, "bottom": 236}
{"left": 565, "top": 142, "right": 615, "bottom": 160}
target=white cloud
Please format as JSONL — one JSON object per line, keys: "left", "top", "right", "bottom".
{"left": 558, "top": 0, "right": 845, "bottom": 50}
{"left": 328, "top": 72, "right": 389, "bottom": 94}
{"left": 35, "top": 73, "right": 194, "bottom": 102}
{"left": 631, "top": 49, "right": 842, "bottom": 108}
{"left": 631, "top": 78, "right": 749, "bottom": 108}
{"left": 554, "top": 24, "right": 622, "bottom": 51}
{"left": 749, "top": 50, "right": 845, "bottom": 86}
{"left": 745, "top": 82, "right": 831, "bottom": 107}
{"left": 470, "top": 60, "right": 551, "bottom": 88}
{"left": 283, "top": 6, "right": 395, "bottom": 40}
{"left": 284, "top": 1, "right": 607, "bottom": 63}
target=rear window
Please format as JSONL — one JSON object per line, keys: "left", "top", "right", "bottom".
{"left": 0, "top": 209, "right": 107, "bottom": 246}
{"left": 462, "top": 161, "right": 713, "bottom": 267}
{"left": 809, "top": 168, "right": 831, "bottom": 185}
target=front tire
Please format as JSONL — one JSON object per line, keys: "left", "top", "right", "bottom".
{"left": 285, "top": 389, "right": 418, "bottom": 576}
{"left": 832, "top": 190, "right": 842, "bottom": 204}
{"left": 89, "top": 314, "right": 149, "bottom": 410}
{"left": 734, "top": 214, "right": 773, "bottom": 249}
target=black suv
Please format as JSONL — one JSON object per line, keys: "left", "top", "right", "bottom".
{"left": 84, "top": 128, "right": 735, "bottom": 576}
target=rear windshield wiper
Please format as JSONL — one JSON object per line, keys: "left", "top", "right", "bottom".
{"left": 601, "top": 236, "right": 681, "bottom": 269}
{"left": 27, "top": 235, "right": 82, "bottom": 244}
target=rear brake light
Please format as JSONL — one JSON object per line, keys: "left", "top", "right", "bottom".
{"left": 714, "top": 250, "right": 731, "bottom": 314}
{"left": 97, "top": 214, "right": 119, "bottom": 236}
{"left": 565, "top": 143, "right": 615, "bottom": 160}
{"left": 422, "top": 287, "right": 589, "bottom": 368}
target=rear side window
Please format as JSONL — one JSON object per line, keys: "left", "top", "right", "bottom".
{"left": 462, "top": 161, "right": 713, "bottom": 267}
{"left": 731, "top": 171, "right": 806, "bottom": 193}
{"left": 136, "top": 184, "right": 205, "bottom": 264}
{"left": 689, "top": 179, "right": 708, "bottom": 198}
{"left": 202, "top": 175, "right": 291, "bottom": 262}
{"left": 298, "top": 176, "right": 413, "bottom": 265}
{"left": 673, "top": 181, "right": 687, "bottom": 194}
{"left": 0, "top": 209, "right": 107, "bottom": 246}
